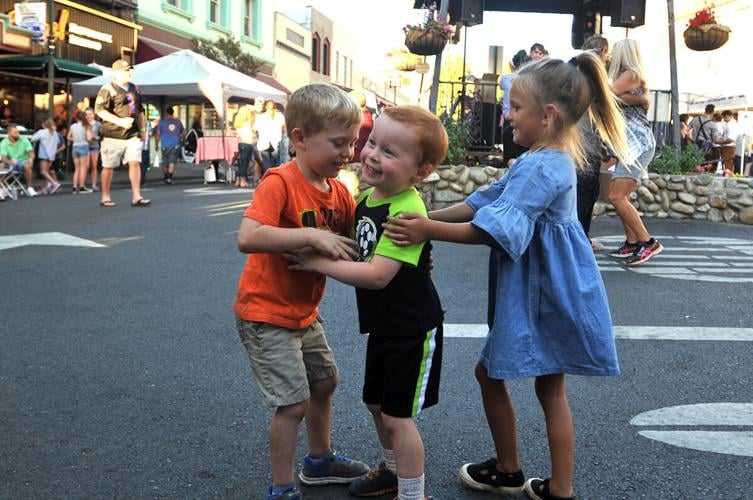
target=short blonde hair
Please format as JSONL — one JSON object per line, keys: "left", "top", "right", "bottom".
{"left": 285, "top": 83, "right": 361, "bottom": 137}
{"left": 608, "top": 39, "right": 647, "bottom": 91}
{"left": 381, "top": 105, "right": 448, "bottom": 169}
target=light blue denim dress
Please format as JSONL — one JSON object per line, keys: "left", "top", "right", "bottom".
{"left": 466, "top": 150, "right": 619, "bottom": 380}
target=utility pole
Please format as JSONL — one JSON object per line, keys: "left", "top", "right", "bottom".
{"left": 428, "top": 0, "right": 449, "bottom": 114}
{"left": 47, "top": 0, "right": 55, "bottom": 120}
{"left": 667, "top": 0, "right": 681, "bottom": 158}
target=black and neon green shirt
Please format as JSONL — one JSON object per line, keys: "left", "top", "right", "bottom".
{"left": 354, "top": 187, "right": 443, "bottom": 336}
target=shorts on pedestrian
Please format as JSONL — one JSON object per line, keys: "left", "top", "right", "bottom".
{"left": 161, "top": 146, "right": 180, "bottom": 165}
{"left": 72, "top": 144, "right": 90, "bottom": 159}
{"left": 9, "top": 163, "right": 25, "bottom": 174}
{"left": 236, "top": 317, "right": 338, "bottom": 408}
{"left": 100, "top": 137, "right": 142, "bottom": 168}
{"left": 613, "top": 146, "right": 655, "bottom": 181}
{"left": 89, "top": 144, "right": 100, "bottom": 153}
{"left": 362, "top": 325, "right": 443, "bottom": 418}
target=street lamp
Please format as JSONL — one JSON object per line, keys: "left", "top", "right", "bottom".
{"left": 47, "top": 0, "right": 55, "bottom": 120}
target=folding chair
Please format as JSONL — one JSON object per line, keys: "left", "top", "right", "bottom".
{"left": 0, "top": 168, "right": 28, "bottom": 200}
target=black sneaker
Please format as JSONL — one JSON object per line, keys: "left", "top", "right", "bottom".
{"left": 299, "top": 450, "right": 369, "bottom": 485}
{"left": 524, "top": 478, "right": 576, "bottom": 500}
{"left": 608, "top": 240, "right": 639, "bottom": 258}
{"left": 625, "top": 238, "right": 664, "bottom": 266}
{"left": 458, "top": 458, "right": 525, "bottom": 495}
{"left": 348, "top": 462, "right": 398, "bottom": 497}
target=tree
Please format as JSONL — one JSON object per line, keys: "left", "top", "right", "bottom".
{"left": 191, "top": 35, "right": 262, "bottom": 76}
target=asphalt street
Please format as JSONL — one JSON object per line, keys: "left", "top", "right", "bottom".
{"left": 1, "top": 176, "right": 752, "bottom": 500}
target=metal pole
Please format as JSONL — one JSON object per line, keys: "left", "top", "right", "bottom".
{"left": 667, "top": 0, "right": 681, "bottom": 158}
{"left": 460, "top": 25, "right": 467, "bottom": 120}
{"left": 47, "top": 0, "right": 55, "bottom": 120}
{"left": 428, "top": 0, "right": 449, "bottom": 114}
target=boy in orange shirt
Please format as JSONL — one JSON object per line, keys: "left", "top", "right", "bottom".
{"left": 234, "top": 83, "right": 369, "bottom": 500}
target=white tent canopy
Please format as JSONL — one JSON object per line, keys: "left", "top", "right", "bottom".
{"left": 72, "top": 49, "right": 286, "bottom": 120}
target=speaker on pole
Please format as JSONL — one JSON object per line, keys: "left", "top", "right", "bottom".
{"left": 610, "top": 0, "right": 646, "bottom": 28}
{"left": 448, "top": 0, "right": 484, "bottom": 27}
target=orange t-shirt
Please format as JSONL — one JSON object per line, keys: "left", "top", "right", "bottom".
{"left": 233, "top": 161, "right": 356, "bottom": 329}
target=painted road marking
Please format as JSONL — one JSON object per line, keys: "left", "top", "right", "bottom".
{"left": 631, "top": 403, "right": 753, "bottom": 458}
{"left": 593, "top": 235, "right": 753, "bottom": 283}
{"left": 0, "top": 232, "right": 106, "bottom": 252}
{"left": 443, "top": 324, "right": 753, "bottom": 341}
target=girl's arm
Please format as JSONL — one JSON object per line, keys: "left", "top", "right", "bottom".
{"left": 383, "top": 213, "right": 493, "bottom": 247}
{"left": 610, "top": 70, "right": 640, "bottom": 96}
{"left": 428, "top": 201, "right": 475, "bottom": 222}
{"left": 286, "top": 251, "right": 402, "bottom": 290}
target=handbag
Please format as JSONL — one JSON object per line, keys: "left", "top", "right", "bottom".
{"left": 204, "top": 164, "right": 217, "bottom": 183}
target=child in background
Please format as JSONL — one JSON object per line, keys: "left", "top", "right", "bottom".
{"left": 287, "top": 105, "right": 447, "bottom": 500}
{"left": 234, "top": 83, "right": 369, "bottom": 500}
{"left": 68, "top": 111, "right": 94, "bottom": 193}
{"left": 384, "top": 53, "right": 629, "bottom": 500}
{"left": 31, "top": 118, "right": 63, "bottom": 194}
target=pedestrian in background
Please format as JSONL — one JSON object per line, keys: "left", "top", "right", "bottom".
{"left": 86, "top": 108, "right": 101, "bottom": 191}
{"left": 255, "top": 99, "right": 286, "bottom": 175}
{"left": 234, "top": 83, "right": 368, "bottom": 500}
{"left": 233, "top": 99, "right": 263, "bottom": 188}
{"left": 383, "top": 52, "right": 628, "bottom": 500}
{"left": 31, "top": 118, "right": 63, "bottom": 195}
{"left": 607, "top": 39, "right": 662, "bottom": 265}
{"left": 0, "top": 123, "right": 36, "bottom": 196}
{"left": 348, "top": 90, "right": 373, "bottom": 163}
{"left": 499, "top": 49, "right": 530, "bottom": 166}
{"left": 155, "top": 106, "right": 185, "bottom": 185}
{"left": 68, "top": 111, "right": 93, "bottom": 193}
{"left": 94, "top": 59, "right": 150, "bottom": 207}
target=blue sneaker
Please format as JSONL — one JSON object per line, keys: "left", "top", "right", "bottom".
{"left": 266, "top": 485, "right": 302, "bottom": 500}
{"left": 299, "top": 450, "right": 369, "bottom": 485}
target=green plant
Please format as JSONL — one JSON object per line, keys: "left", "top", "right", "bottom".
{"left": 648, "top": 144, "right": 706, "bottom": 175}
{"left": 403, "top": 2, "right": 455, "bottom": 38}
{"left": 192, "top": 35, "right": 261, "bottom": 76}
{"left": 442, "top": 117, "right": 472, "bottom": 164}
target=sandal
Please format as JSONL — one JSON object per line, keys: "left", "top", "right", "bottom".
{"left": 131, "top": 198, "right": 151, "bottom": 207}
{"left": 100, "top": 200, "right": 116, "bottom": 207}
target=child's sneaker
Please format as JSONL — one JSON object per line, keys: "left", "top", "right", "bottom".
{"left": 348, "top": 462, "right": 398, "bottom": 497}
{"left": 459, "top": 458, "right": 525, "bottom": 494}
{"left": 299, "top": 449, "right": 369, "bottom": 485}
{"left": 266, "top": 485, "right": 302, "bottom": 500}
{"left": 49, "top": 182, "right": 61, "bottom": 194}
{"left": 625, "top": 238, "right": 664, "bottom": 266}
{"left": 524, "top": 478, "right": 576, "bottom": 500}
{"left": 608, "top": 240, "right": 639, "bottom": 258}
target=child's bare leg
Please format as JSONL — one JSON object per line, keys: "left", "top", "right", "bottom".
{"left": 475, "top": 363, "right": 521, "bottom": 472}
{"left": 305, "top": 375, "right": 337, "bottom": 455}
{"left": 381, "top": 414, "right": 423, "bottom": 478}
{"left": 270, "top": 400, "right": 307, "bottom": 485}
{"left": 366, "top": 403, "right": 390, "bottom": 449}
{"left": 534, "top": 374, "right": 574, "bottom": 498}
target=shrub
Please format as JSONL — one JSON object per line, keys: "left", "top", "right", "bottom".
{"left": 442, "top": 118, "right": 472, "bottom": 165}
{"left": 648, "top": 144, "right": 706, "bottom": 175}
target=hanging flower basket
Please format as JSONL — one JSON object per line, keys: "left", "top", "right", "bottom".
{"left": 683, "top": 23, "right": 731, "bottom": 51}
{"left": 405, "top": 29, "right": 448, "bottom": 56}
{"left": 391, "top": 50, "right": 420, "bottom": 72}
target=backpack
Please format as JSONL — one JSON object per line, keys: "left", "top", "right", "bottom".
{"left": 694, "top": 119, "right": 714, "bottom": 158}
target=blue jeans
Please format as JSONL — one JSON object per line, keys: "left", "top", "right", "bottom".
{"left": 261, "top": 148, "right": 279, "bottom": 175}
{"left": 238, "top": 143, "right": 260, "bottom": 180}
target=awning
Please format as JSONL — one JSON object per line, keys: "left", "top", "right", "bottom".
{"left": 0, "top": 55, "right": 102, "bottom": 78}
{"left": 254, "top": 73, "right": 291, "bottom": 95}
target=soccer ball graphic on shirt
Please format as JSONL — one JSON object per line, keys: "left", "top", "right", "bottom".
{"left": 355, "top": 217, "right": 377, "bottom": 262}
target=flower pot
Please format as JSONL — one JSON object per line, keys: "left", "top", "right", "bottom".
{"left": 405, "top": 29, "right": 448, "bottom": 56}
{"left": 683, "top": 24, "right": 730, "bottom": 51}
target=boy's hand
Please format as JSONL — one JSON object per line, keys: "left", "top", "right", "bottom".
{"left": 285, "top": 248, "right": 328, "bottom": 273}
{"left": 383, "top": 212, "right": 430, "bottom": 246}
{"left": 307, "top": 229, "right": 358, "bottom": 260}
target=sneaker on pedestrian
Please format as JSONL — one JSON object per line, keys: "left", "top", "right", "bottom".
{"left": 79, "top": 186, "right": 93, "bottom": 194}
{"left": 26, "top": 186, "right": 38, "bottom": 197}
{"left": 166, "top": 176, "right": 173, "bottom": 185}
{"left": 72, "top": 186, "right": 78, "bottom": 194}
{"left": 524, "top": 478, "right": 576, "bottom": 500}
{"left": 0, "top": 191, "right": 5, "bottom": 201}
{"left": 299, "top": 449, "right": 369, "bottom": 485}
{"left": 589, "top": 239, "right": 604, "bottom": 251}
{"left": 266, "top": 485, "right": 302, "bottom": 500}
{"left": 392, "top": 496, "right": 433, "bottom": 500}
{"left": 49, "top": 182, "right": 61, "bottom": 194}
{"left": 348, "top": 462, "right": 398, "bottom": 497}
{"left": 625, "top": 238, "right": 664, "bottom": 266}
{"left": 92, "top": 185, "right": 100, "bottom": 192}
{"left": 459, "top": 458, "right": 525, "bottom": 495}
{"left": 608, "top": 240, "right": 639, "bottom": 258}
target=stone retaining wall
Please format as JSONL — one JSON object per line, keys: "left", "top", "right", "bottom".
{"left": 345, "top": 164, "right": 753, "bottom": 225}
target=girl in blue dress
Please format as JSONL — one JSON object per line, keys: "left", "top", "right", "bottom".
{"left": 384, "top": 53, "right": 629, "bottom": 500}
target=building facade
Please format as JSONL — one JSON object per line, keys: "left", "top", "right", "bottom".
{"left": 273, "top": 12, "right": 311, "bottom": 93}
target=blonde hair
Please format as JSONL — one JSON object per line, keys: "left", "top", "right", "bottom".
{"left": 608, "top": 39, "right": 647, "bottom": 92}
{"left": 42, "top": 118, "right": 55, "bottom": 130}
{"left": 515, "top": 52, "right": 629, "bottom": 167}
{"left": 381, "top": 105, "right": 448, "bottom": 169}
{"left": 285, "top": 83, "right": 361, "bottom": 137}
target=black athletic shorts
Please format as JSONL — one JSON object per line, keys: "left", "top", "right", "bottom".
{"left": 362, "top": 325, "right": 443, "bottom": 418}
